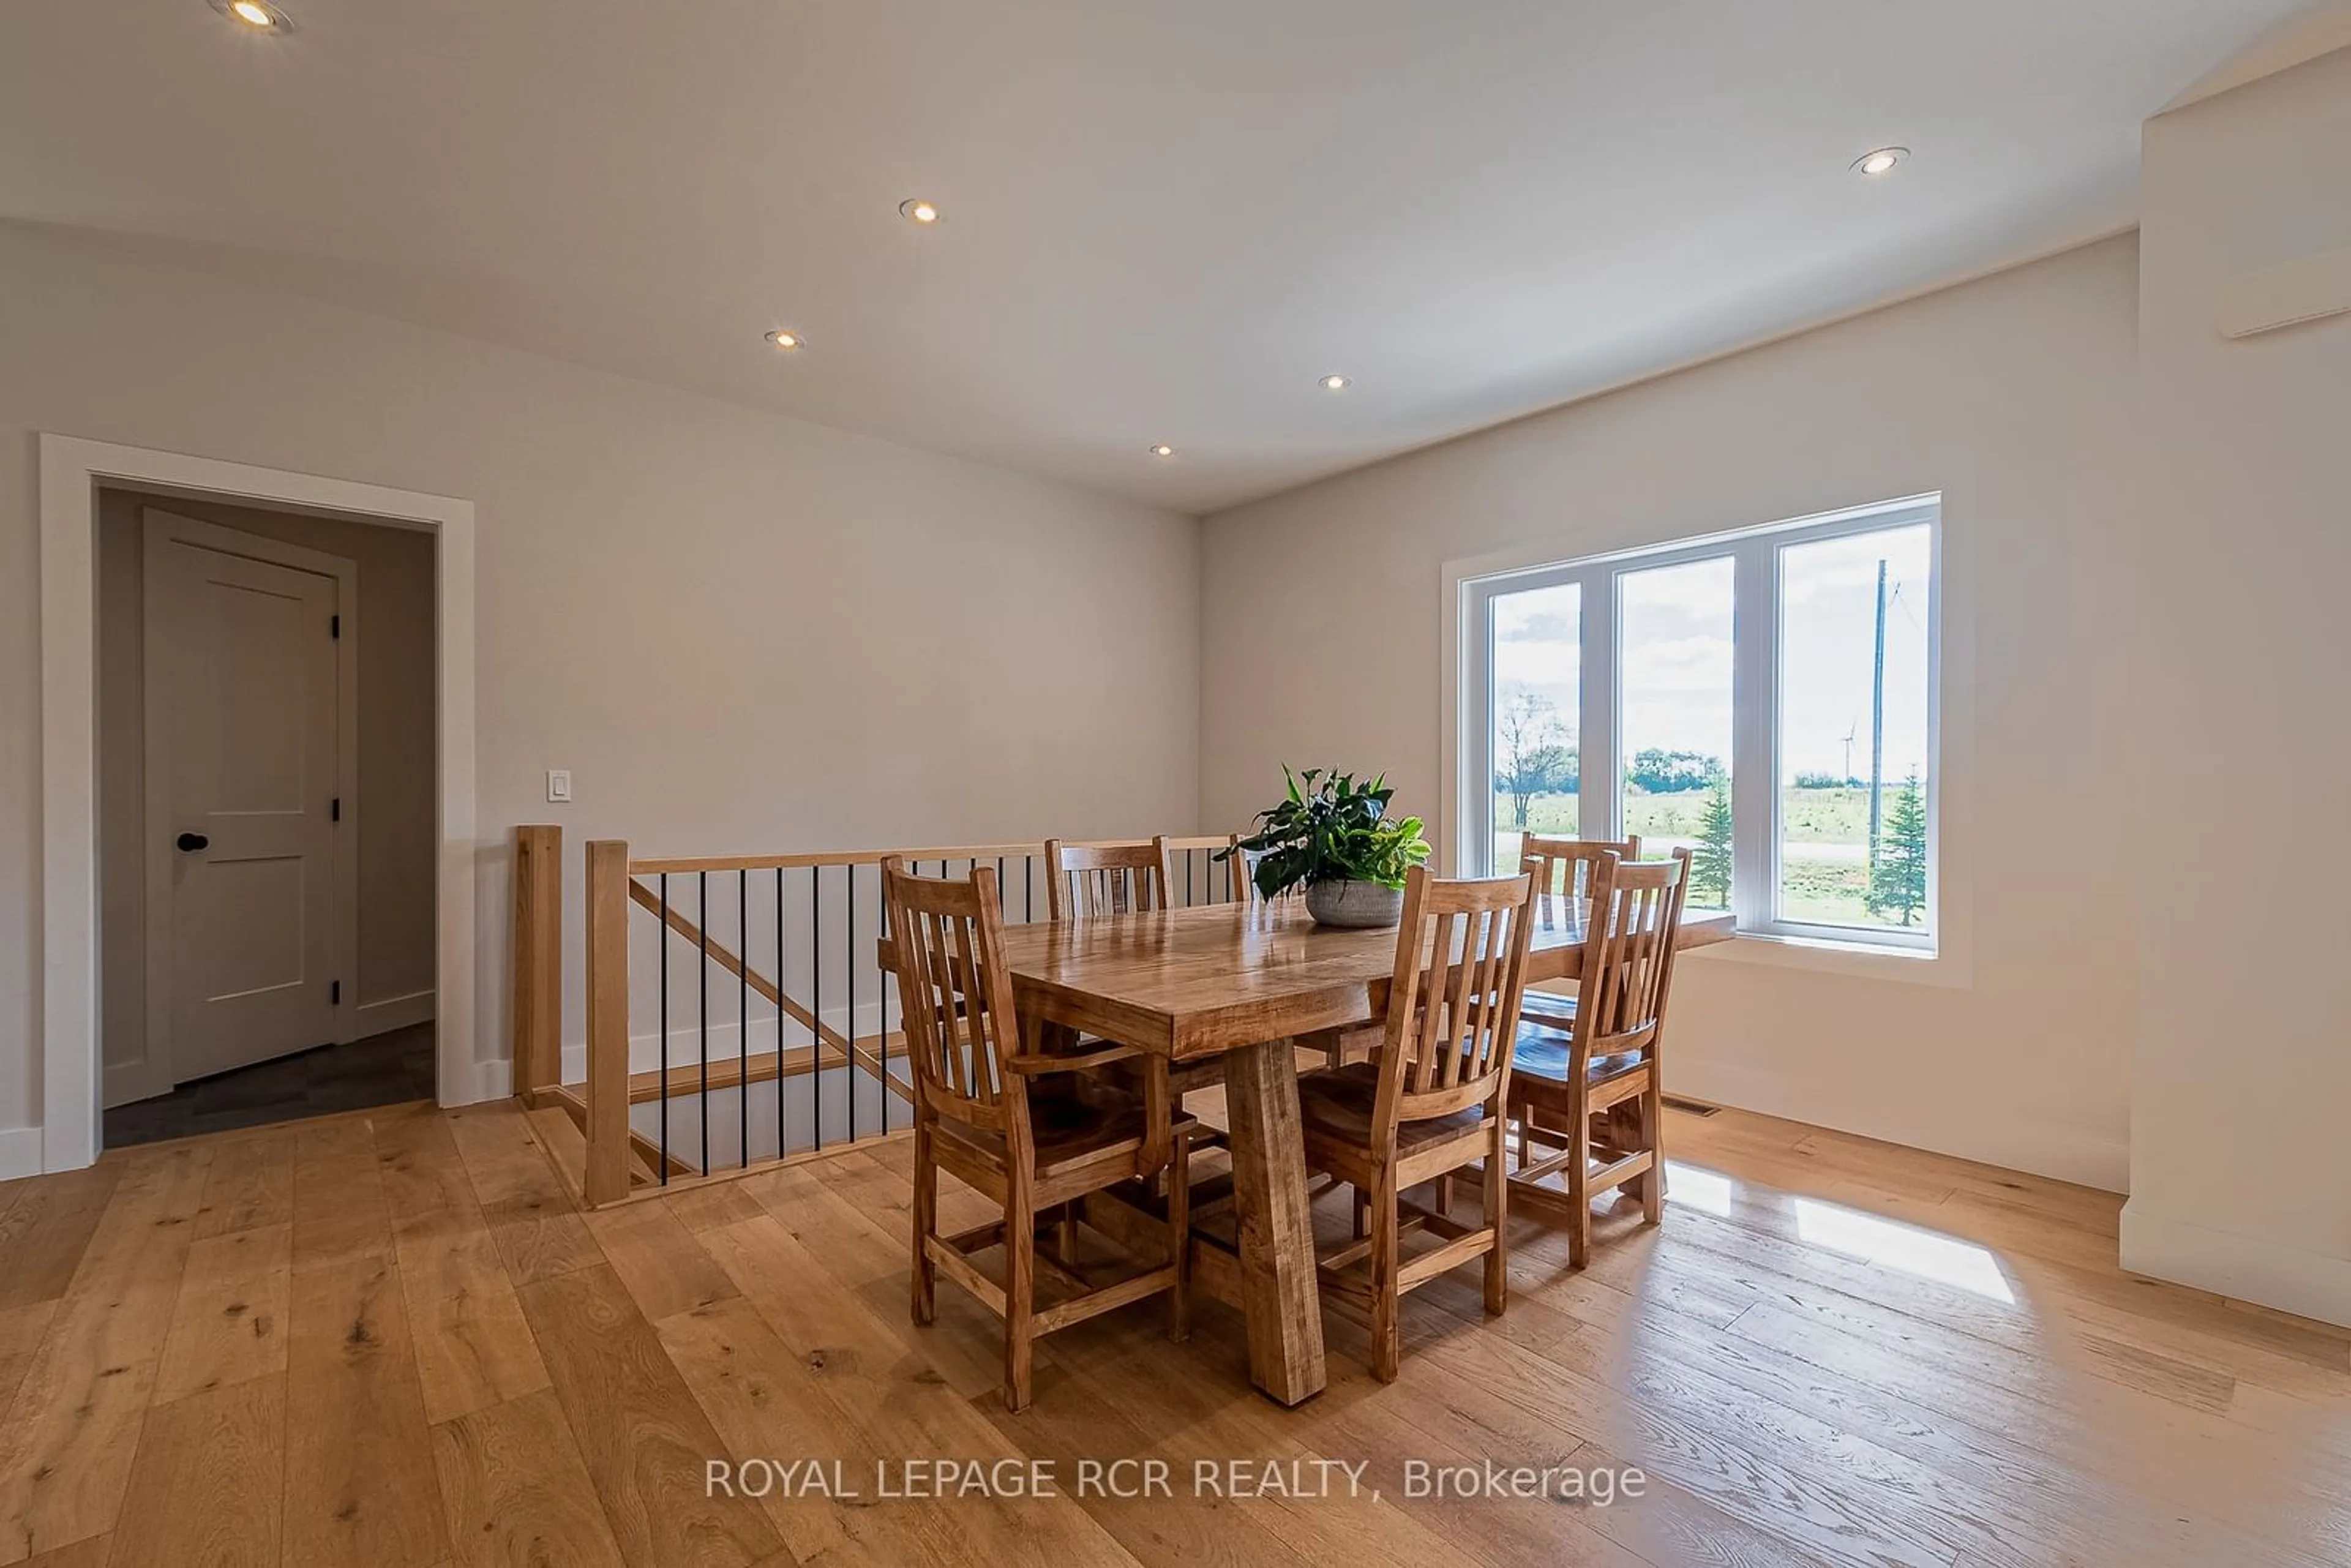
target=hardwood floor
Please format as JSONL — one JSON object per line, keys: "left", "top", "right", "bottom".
{"left": 0, "top": 1096, "right": 2345, "bottom": 1566}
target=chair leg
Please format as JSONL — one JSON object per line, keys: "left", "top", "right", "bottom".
{"left": 1167, "top": 1129, "right": 1191, "bottom": 1343}
{"left": 1640, "top": 1078, "right": 1665, "bottom": 1224}
{"left": 1370, "top": 1166, "right": 1401, "bottom": 1383}
{"left": 1433, "top": 1174, "right": 1455, "bottom": 1218}
{"left": 1004, "top": 1177, "right": 1037, "bottom": 1413}
{"left": 910, "top": 1120, "right": 937, "bottom": 1326}
{"left": 1482, "top": 1122, "right": 1509, "bottom": 1317}
{"left": 1567, "top": 1086, "right": 1592, "bottom": 1270}
{"left": 1351, "top": 1184, "right": 1368, "bottom": 1240}
{"left": 1056, "top": 1201, "right": 1079, "bottom": 1265}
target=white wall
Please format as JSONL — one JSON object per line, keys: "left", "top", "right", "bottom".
{"left": 1202, "top": 236, "right": 2144, "bottom": 1190}
{"left": 0, "top": 220, "right": 1200, "bottom": 1155}
{"left": 97, "top": 489, "right": 442, "bottom": 1102}
{"left": 2123, "top": 47, "right": 2351, "bottom": 1322}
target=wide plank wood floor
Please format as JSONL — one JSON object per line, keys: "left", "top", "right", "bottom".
{"left": 0, "top": 1097, "right": 2345, "bottom": 1566}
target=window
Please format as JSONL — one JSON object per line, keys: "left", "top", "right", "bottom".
{"left": 1619, "top": 556, "right": 1736, "bottom": 912}
{"left": 1488, "top": 580, "right": 1580, "bottom": 869}
{"left": 1463, "top": 495, "right": 1938, "bottom": 951}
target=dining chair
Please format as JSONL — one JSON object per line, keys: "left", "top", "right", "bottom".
{"left": 1296, "top": 863, "right": 1536, "bottom": 1381}
{"left": 1044, "top": 836, "right": 1176, "bottom": 920}
{"left": 886, "top": 858, "right": 1193, "bottom": 1412}
{"left": 1507, "top": 847, "right": 1689, "bottom": 1267}
{"left": 1516, "top": 833, "right": 1641, "bottom": 1033}
{"left": 1223, "top": 833, "right": 1305, "bottom": 906}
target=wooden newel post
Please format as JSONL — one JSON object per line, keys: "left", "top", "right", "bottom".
{"left": 583, "top": 838, "right": 632, "bottom": 1206}
{"left": 510, "top": 825, "right": 562, "bottom": 1100}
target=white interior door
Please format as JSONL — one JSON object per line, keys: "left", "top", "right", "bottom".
{"left": 144, "top": 512, "right": 348, "bottom": 1084}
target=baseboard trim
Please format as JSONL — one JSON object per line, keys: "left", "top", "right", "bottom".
{"left": 2121, "top": 1202, "right": 2351, "bottom": 1329}
{"left": 354, "top": 988, "right": 436, "bottom": 1037}
{"left": 0, "top": 1126, "right": 45, "bottom": 1181}
{"left": 444, "top": 1056, "right": 509, "bottom": 1108}
{"left": 1670, "top": 1054, "right": 2129, "bottom": 1193}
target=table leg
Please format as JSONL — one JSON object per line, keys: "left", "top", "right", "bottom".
{"left": 1223, "top": 1038, "right": 1325, "bottom": 1405}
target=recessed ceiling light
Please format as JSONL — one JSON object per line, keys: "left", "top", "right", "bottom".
{"left": 1852, "top": 147, "right": 1909, "bottom": 177}
{"left": 1318, "top": 374, "right": 1351, "bottom": 392}
{"left": 899, "top": 199, "right": 941, "bottom": 225}
{"left": 211, "top": 0, "right": 293, "bottom": 32}
{"left": 766, "top": 329, "right": 805, "bottom": 351}
{"left": 1149, "top": 444, "right": 1176, "bottom": 458}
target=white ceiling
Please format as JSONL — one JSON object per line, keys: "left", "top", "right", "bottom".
{"left": 0, "top": 1, "right": 2322, "bottom": 512}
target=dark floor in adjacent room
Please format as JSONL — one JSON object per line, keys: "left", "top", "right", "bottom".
{"left": 102, "top": 1021, "right": 436, "bottom": 1147}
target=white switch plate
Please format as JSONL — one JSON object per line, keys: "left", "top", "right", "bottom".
{"left": 546, "top": 769, "right": 572, "bottom": 803}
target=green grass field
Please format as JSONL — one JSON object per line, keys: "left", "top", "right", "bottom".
{"left": 1491, "top": 786, "right": 1922, "bottom": 931}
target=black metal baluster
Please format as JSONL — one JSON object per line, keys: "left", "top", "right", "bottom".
{"left": 847, "top": 863, "right": 857, "bottom": 1145}
{"left": 1186, "top": 850, "right": 1194, "bottom": 906}
{"left": 790, "top": 865, "right": 799, "bottom": 1161}
{"left": 811, "top": 865, "right": 822, "bottom": 1152}
{"left": 698, "top": 871, "right": 710, "bottom": 1174}
{"left": 776, "top": 866, "right": 786, "bottom": 1159}
{"left": 738, "top": 870, "right": 748, "bottom": 1169}
{"left": 1024, "top": 855, "right": 1033, "bottom": 922}
{"left": 659, "top": 873, "right": 670, "bottom": 1184}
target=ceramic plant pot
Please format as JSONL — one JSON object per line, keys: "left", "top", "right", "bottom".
{"left": 1304, "top": 878, "right": 1404, "bottom": 929}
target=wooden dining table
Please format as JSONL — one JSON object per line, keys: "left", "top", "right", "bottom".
{"left": 887, "top": 896, "right": 1733, "bottom": 1406}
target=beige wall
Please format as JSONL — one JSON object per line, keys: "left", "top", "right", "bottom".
{"left": 1202, "top": 236, "right": 2143, "bottom": 1190}
{"left": 96, "top": 489, "right": 440, "bottom": 1101}
{"left": 0, "top": 219, "right": 1201, "bottom": 1143}
{"left": 2124, "top": 48, "right": 2351, "bottom": 1320}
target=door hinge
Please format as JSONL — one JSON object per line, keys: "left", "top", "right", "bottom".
{"left": 330, "top": 613, "right": 341, "bottom": 639}
{"left": 331, "top": 980, "right": 341, "bottom": 1006}
{"left": 331, "top": 797, "right": 341, "bottom": 822}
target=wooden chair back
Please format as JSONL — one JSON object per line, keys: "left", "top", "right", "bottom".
{"left": 883, "top": 859, "right": 1028, "bottom": 1144}
{"left": 1520, "top": 833, "right": 1641, "bottom": 929}
{"left": 1044, "top": 837, "right": 1176, "bottom": 920}
{"left": 1575, "top": 849, "right": 1690, "bottom": 1064}
{"left": 1368, "top": 865, "right": 1537, "bottom": 1149}
{"left": 1223, "top": 834, "right": 1300, "bottom": 906}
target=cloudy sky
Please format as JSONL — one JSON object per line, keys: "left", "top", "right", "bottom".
{"left": 1493, "top": 522, "right": 1932, "bottom": 786}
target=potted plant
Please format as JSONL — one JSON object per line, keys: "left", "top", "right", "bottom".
{"left": 1220, "top": 767, "right": 1431, "bottom": 928}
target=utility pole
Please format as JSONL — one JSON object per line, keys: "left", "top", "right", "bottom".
{"left": 1867, "top": 558, "right": 1888, "bottom": 874}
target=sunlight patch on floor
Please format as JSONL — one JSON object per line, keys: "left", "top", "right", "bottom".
{"left": 1793, "top": 1196, "right": 2016, "bottom": 1302}
{"left": 1661, "top": 1160, "right": 1735, "bottom": 1216}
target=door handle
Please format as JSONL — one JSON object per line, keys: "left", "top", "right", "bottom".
{"left": 175, "top": 832, "right": 209, "bottom": 853}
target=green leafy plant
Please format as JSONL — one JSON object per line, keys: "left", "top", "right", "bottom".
{"left": 1220, "top": 767, "right": 1431, "bottom": 896}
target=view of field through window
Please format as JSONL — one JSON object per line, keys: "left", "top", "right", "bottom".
{"left": 1487, "top": 519, "right": 1931, "bottom": 933}
{"left": 1777, "top": 523, "right": 1932, "bottom": 929}
{"left": 1619, "top": 556, "right": 1736, "bottom": 911}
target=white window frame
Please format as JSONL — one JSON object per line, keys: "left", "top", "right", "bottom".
{"left": 1453, "top": 493, "right": 1941, "bottom": 955}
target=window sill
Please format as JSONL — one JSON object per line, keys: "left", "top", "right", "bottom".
{"left": 1689, "top": 929, "right": 1967, "bottom": 988}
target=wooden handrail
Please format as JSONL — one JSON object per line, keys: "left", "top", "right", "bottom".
{"left": 510, "top": 825, "right": 563, "bottom": 1097}
{"left": 628, "top": 833, "right": 1235, "bottom": 875}
{"left": 555, "top": 830, "right": 1239, "bottom": 1209}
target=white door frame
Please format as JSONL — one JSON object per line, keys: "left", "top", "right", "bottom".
{"left": 39, "top": 433, "right": 481, "bottom": 1172}
{"left": 138, "top": 512, "right": 362, "bottom": 1103}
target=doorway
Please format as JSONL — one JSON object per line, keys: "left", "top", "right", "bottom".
{"left": 39, "top": 434, "right": 481, "bottom": 1176}
{"left": 97, "top": 490, "right": 440, "bottom": 1146}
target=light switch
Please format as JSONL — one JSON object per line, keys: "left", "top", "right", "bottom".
{"left": 546, "top": 769, "right": 572, "bottom": 803}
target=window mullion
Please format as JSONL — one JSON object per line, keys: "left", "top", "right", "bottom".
{"left": 1730, "top": 542, "right": 1775, "bottom": 930}
{"left": 1468, "top": 583, "right": 1496, "bottom": 874}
